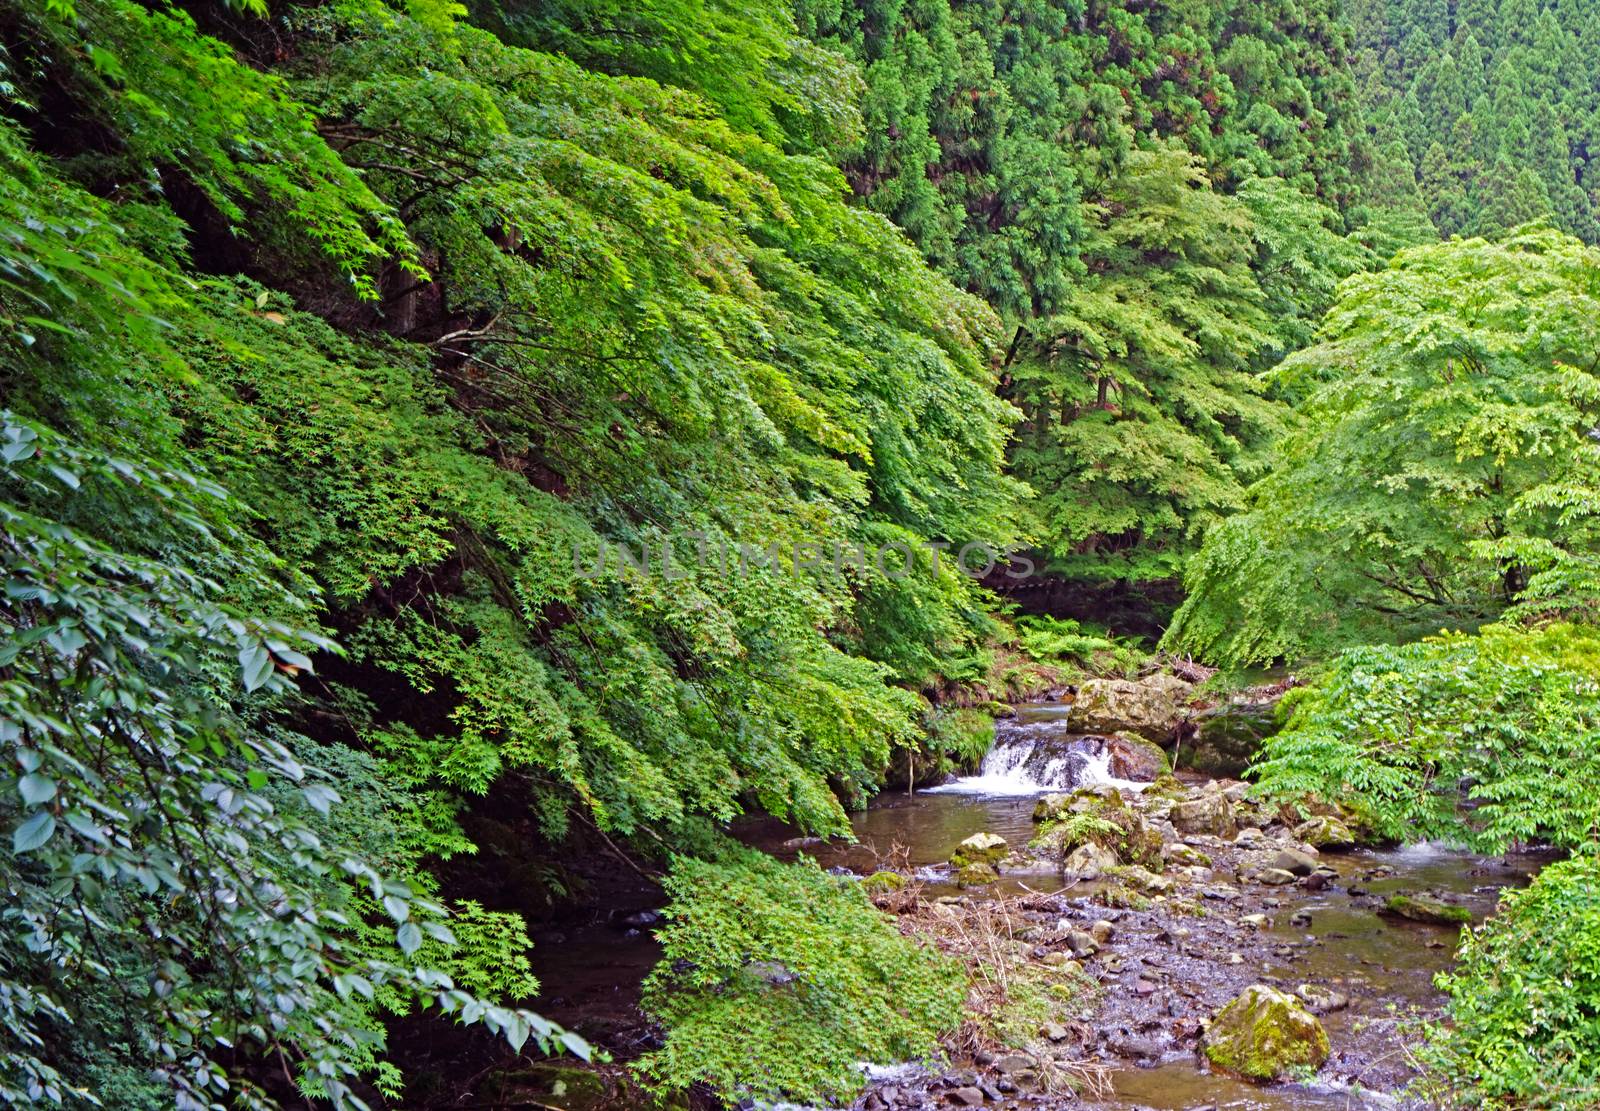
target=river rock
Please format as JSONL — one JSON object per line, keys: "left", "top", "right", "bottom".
{"left": 1271, "top": 848, "right": 1317, "bottom": 877}
{"left": 1090, "top": 919, "right": 1116, "bottom": 944}
{"left": 1114, "top": 864, "right": 1174, "bottom": 895}
{"left": 1382, "top": 893, "right": 1472, "bottom": 925}
{"left": 1256, "top": 867, "right": 1299, "bottom": 886}
{"left": 1233, "top": 827, "right": 1266, "bottom": 847}
{"left": 949, "top": 1085, "right": 985, "bottom": 1106}
{"left": 1033, "top": 785, "right": 1119, "bottom": 822}
{"left": 1183, "top": 700, "right": 1278, "bottom": 777}
{"left": 955, "top": 861, "right": 999, "bottom": 887}
{"left": 1069, "top": 675, "right": 1191, "bottom": 741}
{"left": 1296, "top": 983, "right": 1350, "bottom": 1014}
{"left": 1065, "top": 929, "right": 1101, "bottom": 958}
{"left": 1201, "top": 984, "right": 1330, "bottom": 1081}
{"left": 1063, "top": 841, "right": 1118, "bottom": 880}
{"left": 1171, "top": 787, "right": 1238, "bottom": 838}
{"left": 1103, "top": 732, "right": 1170, "bottom": 781}
{"left": 1164, "top": 843, "right": 1212, "bottom": 868}
{"left": 1294, "top": 815, "right": 1356, "bottom": 850}
{"left": 952, "top": 832, "right": 1008, "bottom": 868}
{"left": 1034, "top": 789, "right": 1164, "bottom": 871}
{"left": 861, "top": 871, "right": 908, "bottom": 894}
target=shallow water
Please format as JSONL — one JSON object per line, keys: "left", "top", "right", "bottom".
{"left": 751, "top": 782, "right": 1547, "bottom": 1109}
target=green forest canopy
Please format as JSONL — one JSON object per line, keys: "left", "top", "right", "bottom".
{"left": 5, "top": 0, "right": 1600, "bottom": 1106}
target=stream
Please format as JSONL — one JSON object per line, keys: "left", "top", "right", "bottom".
{"left": 526, "top": 703, "right": 1550, "bottom": 1111}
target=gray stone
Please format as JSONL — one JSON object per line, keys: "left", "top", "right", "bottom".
{"left": 1271, "top": 848, "right": 1317, "bottom": 877}
{"left": 1171, "top": 789, "right": 1238, "bottom": 838}
{"left": 1069, "top": 675, "right": 1191, "bottom": 741}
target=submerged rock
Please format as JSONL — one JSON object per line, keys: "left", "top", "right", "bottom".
{"left": 1202, "top": 984, "right": 1330, "bottom": 1081}
{"left": 1382, "top": 893, "right": 1472, "bottom": 926}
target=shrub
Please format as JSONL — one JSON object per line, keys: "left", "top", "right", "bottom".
{"left": 636, "top": 846, "right": 964, "bottom": 1104}
{"left": 1250, "top": 623, "right": 1600, "bottom": 851}
{"left": 1423, "top": 854, "right": 1600, "bottom": 1108}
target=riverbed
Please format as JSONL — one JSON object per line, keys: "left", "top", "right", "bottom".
{"left": 524, "top": 703, "right": 1550, "bottom": 1110}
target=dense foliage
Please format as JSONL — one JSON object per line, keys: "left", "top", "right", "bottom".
{"left": 1426, "top": 853, "right": 1600, "bottom": 1109}
{"left": 802, "top": 0, "right": 1387, "bottom": 578}
{"left": 1166, "top": 226, "right": 1600, "bottom": 666}
{"left": 1351, "top": 0, "right": 1600, "bottom": 242}
{"left": 11, "top": 0, "right": 1600, "bottom": 1104}
{"left": 0, "top": 0, "right": 1019, "bottom": 1100}
{"left": 1251, "top": 623, "right": 1600, "bottom": 850}
{"left": 637, "top": 846, "right": 965, "bottom": 1103}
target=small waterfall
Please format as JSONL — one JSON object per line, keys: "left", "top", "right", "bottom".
{"left": 924, "top": 705, "right": 1151, "bottom": 795}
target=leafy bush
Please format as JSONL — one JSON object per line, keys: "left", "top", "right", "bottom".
{"left": 1251, "top": 622, "right": 1600, "bottom": 851}
{"left": 0, "top": 414, "right": 573, "bottom": 1107}
{"left": 1423, "top": 853, "right": 1600, "bottom": 1109}
{"left": 637, "top": 847, "right": 964, "bottom": 1104}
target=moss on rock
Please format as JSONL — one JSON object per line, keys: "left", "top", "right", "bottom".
{"left": 1031, "top": 789, "right": 1163, "bottom": 871}
{"left": 862, "top": 871, "right": 908, "bottom": 894}
{"left": 1202, "top": 984, "right": 1330, "bottom": 1081}
{"left": 956, "top": 861, "right": 999, "bottom": 887}
{"left": 950, "top": 831, "right": 1008, "bottom": 869}
{"left": 1383, "top": 894, "right": 1472, "bottom": 926}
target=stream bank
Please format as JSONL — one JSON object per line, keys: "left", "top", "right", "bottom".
{"left": 515, "top": 696, "right": 1549, "bottom": 1111}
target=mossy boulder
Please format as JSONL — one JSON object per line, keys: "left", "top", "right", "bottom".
{"left": 1183, "top": 701, "right": 1278, "bottom": 777}
{"left": 1293, "top": 815, "right": 1356, "bottom": 850}
{"left": 1033, "top": 785, "right": 1123, "bottom": 823}
{"left": 1382, "top": 893, "right": 1472, "bottom": 926}
{"left": 950, "top": 832, "right": 1008, "bottom": 869}
{"left": 1103, "top": 732, "right": 1170, "bottom": 781}
{"left": 1069, "top": 675, "right": 1190, "bottom": 741}
{"left": 1032, "top": 789, "right": 1163, "bottom": 871}
{"left": 1202, "top": 984, "right": 1330, "bottom": 1081}
{"left": 955, "top": 861, "right": 1000, "bottom": 887}
{"left": 861, "top": 871, "right": 907, "bottom": 894}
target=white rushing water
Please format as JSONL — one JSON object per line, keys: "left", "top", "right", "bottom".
{"left": 923, "top": 728, "right": 1149, "bottom": 796}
